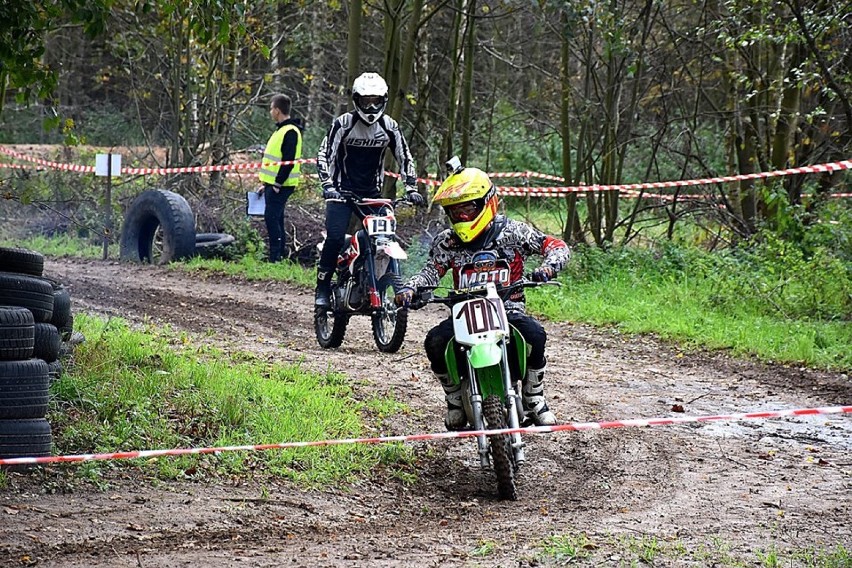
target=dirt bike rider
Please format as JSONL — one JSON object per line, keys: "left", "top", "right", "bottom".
{"left": 395, "top": 158, "right": 570, "bottom": 430}
{"left": 314, "top": 72, "right": 424, "bottom": 308}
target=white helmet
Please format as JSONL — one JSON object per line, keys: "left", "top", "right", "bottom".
{"left": 352, "top": 72, "right": 388, "bottom": 125}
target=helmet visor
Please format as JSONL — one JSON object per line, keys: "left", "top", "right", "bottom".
{"left": 445, "top": 200, "right": 482, "bottom": 223}
{"left": 358, "top": 95, "right": 385, "bottom": 113}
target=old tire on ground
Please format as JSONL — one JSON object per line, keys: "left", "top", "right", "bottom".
{"left": 194, "top": 232, "right": 236, "bottom": 259}
{"left": 0, "top": 247, "right": 44, "bottom": 277}
{"left": 0, "top": 272, "right": 54, "bottom": 323}
{"left": 119, "top": 189, "right": 196, "bottom": 265}
{"left": 0, "top": 418, "right": 52, "bottom": 460}
{"left": 0, "top": 306, "right": 35, "bottom": 361}
{"left": 47, "top": 359, "right": 63, "bottom": 383}
{"left": 40, "top": 277, "right": 72, "bottom": 332}
{"left": 0, "top": 359, "right": 50, "bottom": 420}
{"left": 33, "top": 323, "right": 61, "bottom": 363}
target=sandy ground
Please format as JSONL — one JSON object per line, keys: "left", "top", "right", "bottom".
{"left": 0, "top": 256, "right": 850, "bottom": 567}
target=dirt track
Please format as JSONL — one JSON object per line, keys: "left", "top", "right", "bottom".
{"left": 1, "top": 256, "right": 850, "bottom": 567}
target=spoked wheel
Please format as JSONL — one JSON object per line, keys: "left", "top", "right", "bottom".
{"left": 483, "top": 394, "right": 517, "bottom": 500}
{"left": 315, "top": 286, "right": 348, "bottom": 349}
{"left": 371, "top": 273, "right": 408, "bottom": 353}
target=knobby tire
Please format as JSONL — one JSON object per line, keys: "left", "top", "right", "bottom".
{"left": 372, "top": 273, "right": 407, "bottom": 353}
{"left": 315, "top": 283, "right": 348, "bottom": 349}
{"left": 483, "top": 394, "right": 517, "bottom": 500}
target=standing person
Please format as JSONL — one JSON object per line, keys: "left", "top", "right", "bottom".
{"left": 258, "top": 93, "right": 303, "bottom": 262}
{"left": 395, "top": 158, "right": 571, "bottom": 429}
{"left": 314, "top": 72, "right": 424, "bottom": 307}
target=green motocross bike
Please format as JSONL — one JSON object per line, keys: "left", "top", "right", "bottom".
{"left": 413, "top": 257, "right": 559, "bottom": 500}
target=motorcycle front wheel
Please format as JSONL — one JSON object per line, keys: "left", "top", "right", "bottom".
{"left": 315, "top": 286, "right": 348, "bottom": 349}
{"left": 371, "top": 273, "right": 408, "bottom": 353}
{"left": 483, "top": 394, "right": 517, "bottom": 500}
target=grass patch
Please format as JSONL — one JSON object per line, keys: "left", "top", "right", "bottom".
{"left": 530, "top": 244, "right": 851, "bottom": 369}
{"left": 535, "top": 533, "right": 851, "bottom": 567}
{"left": 539, "top": 532, "right": 596, "bottom": 562}
{"left": 48, "top": 314, "right": 412, "bottom": 484}
{"left": 2, "top": 234, "right": 104, "bottom": 259}
{"left": 182, "top": 255, "right": 315, "bottom": 287}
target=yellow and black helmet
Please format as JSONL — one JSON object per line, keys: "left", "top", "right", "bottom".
{"left": 433, "top": 162, "right": 498, "bottom": 243}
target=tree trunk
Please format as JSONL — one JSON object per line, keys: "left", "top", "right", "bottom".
{"left": 559, "top": 9, "right": 581, "bottom": 245}
{"left": 459, "top": 0, "right": 477, "bottom": 164}
{"left": 348, "top": 0, "right": 362, "bottom": 89}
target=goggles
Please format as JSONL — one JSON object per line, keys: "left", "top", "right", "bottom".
{"left": 358, "top": 95, "right": 385, "bottom": 112}
{"left": 445, "top": 201, "right": 481, "bottom": 223}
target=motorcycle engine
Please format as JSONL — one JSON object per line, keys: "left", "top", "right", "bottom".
{"left": 348, "top": 281, "right": 363, "bottom": 308}
{"left": 342, "top": 278, "right": 365, "bottom": 311}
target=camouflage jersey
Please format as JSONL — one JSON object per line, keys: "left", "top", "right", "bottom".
{"left": 403, "top": 216, "right": 571, "bottom": 313}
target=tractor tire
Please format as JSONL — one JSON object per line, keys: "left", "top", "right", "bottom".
{"left": 119, "top": 189, "right": 196, "bottom": 264}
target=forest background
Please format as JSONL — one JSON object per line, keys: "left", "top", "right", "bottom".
{"left": 0, "top": 0, "right": 849, "bottom": 368}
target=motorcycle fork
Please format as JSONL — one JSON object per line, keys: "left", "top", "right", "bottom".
{"left": 367, "top": 243, "right": 400, "bottom": 311}
{"left": 361, "top": 239, "right": 381, "bottom": 309}
{"left": 466, "top": 359, "right": 491, "bottom": 468}
{"left": 500, "top": 342, "right": 526, "bottom": 468}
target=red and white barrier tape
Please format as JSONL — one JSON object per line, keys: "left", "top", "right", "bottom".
{"left": 0, "top": 146, "right": 95, "bottom": 173}
{"left": 2, "top": 145, "right": 849, "bottom": 197}
{"left": 0, "top": 405, "right": 848, "bottom": 466}
{"left": 492, "top": 160, "right": 852, "bottom": 195}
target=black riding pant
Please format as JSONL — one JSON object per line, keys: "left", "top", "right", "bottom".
{"left": 424, "top": 310, "right": 547, "bottom": 375}
{"left": 263, "top": 185, "right": 294, "bottom": 262}
{"left": 317, "top": 196, "right": 381, "bottom": 276}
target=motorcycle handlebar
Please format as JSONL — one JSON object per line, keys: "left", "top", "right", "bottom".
{"left": 335, "top": 194, "right": 412, "bottom": 212}
{"left": 410, "top": 279, "right": 560, "bottom": 309}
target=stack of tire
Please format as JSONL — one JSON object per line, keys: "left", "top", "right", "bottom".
{"left": 0, "top": 246, "right": 75, "bottom": 462}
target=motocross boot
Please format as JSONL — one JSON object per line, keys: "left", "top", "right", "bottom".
{"left": 436, "top": 373, "right": 466, "bottom": 430}
{"left": 522, "top": 365, "right": 557, "bottom": 426}
{"left": 315, "top": 270, "right": 332, "bottom": 308}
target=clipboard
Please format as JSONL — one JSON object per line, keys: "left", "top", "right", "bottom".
{"left": 246, "top": 191, "right": 266, "bottom": 216}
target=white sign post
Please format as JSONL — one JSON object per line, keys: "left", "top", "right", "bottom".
{"left": 95, "top": 153, "right": 122, "bottom": 260}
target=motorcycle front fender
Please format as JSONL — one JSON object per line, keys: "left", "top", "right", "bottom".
{"left": 377, "top": 240, "right": 407, "bottom": 260}
{"left": 468, "top": 342, "right": 503, "bottom": 368}
{"left": 445, "top": 341, "right": 506, "bottom": 401}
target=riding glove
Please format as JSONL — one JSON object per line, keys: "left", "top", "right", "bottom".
{"left": 531, "top": 266, "right": 555, "bottom": 282}
{"left": 322, "top": 185, "right": 343, "bottom": 201}
{"left": 405, "top": 187, "right": 425, "bottom": 206}
{"left": 395, "top": 287, "right": 416, "bottom": 307}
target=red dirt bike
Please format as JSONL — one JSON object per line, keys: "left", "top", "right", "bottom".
{"left": 411, "top": 265, "right": 559, "bottom": 500}
{"left": 314, "top": 197, "right": 410, "bottom": 352}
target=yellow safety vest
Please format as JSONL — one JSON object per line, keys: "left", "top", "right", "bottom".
{"left": 258, "top": 124, "right": 302, "bottom": 186}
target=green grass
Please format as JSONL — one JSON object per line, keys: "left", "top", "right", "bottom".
{"left": 528, "top": 244, "right": 851, "bottom": 369}
{"left": 539, "top": 532, "right": 596, "bottom": 562}
{"left": 530, "top": 268, "right": 851, "bottom": 369}
{"left": 2, "top": 234, "right": 104, "bottom": 259}
{"left": 48, "top": 314, "right": 412, "bottom": 484}
{"left": 182, "top": 255, "right": 316, "bottom": 287}
{"left": 535, "top": 532, "right": 851, "bottom": 567}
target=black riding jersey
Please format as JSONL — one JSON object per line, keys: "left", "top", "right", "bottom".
{"left": 403, "top": 216, "right": 571, "bottom": 313}
{"left": 317, "top": 111, "right": 416, "bottom": 196}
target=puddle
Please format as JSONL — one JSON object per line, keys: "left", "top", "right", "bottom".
{"left": 697, "top": 412, "right": 852, "bottom": 450}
